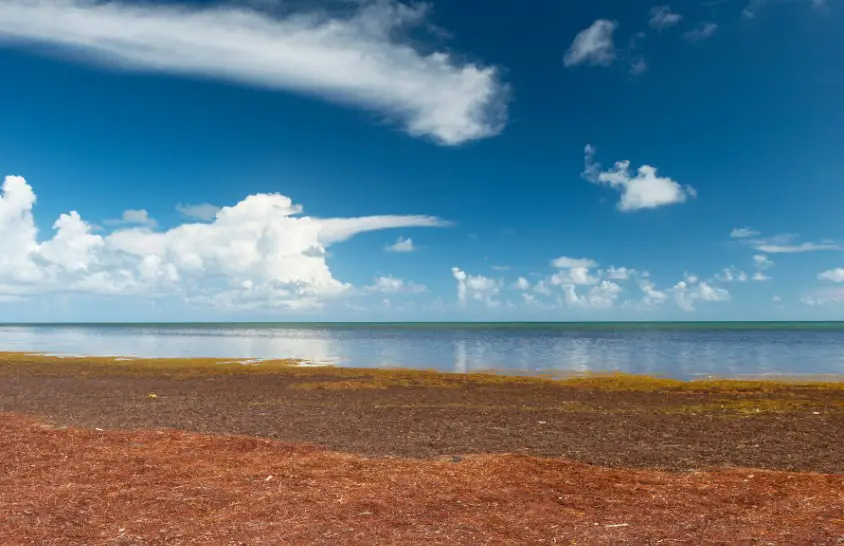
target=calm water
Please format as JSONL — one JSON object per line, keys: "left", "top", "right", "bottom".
{"left": 2, "top": 322, "right": 844, "bottom": 380}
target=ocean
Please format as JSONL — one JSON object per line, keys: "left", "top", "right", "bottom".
{"left": 1, "top": 322, "right": 844, "bottom": 380}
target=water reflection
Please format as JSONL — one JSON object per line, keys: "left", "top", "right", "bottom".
{"left": 1, "top": 324, "right": 843, "bottom": 380}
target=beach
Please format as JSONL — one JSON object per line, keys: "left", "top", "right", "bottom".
{"left": 1, "top": 353, "right": 842, "bottom": 543}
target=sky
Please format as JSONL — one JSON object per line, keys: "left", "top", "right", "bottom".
{"left": 0, "top": 0, "right": 842, "bottom": 322}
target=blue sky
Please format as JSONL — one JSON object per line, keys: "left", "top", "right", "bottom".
{"left": 0, "top": 0, "right": 842, "bottom": 321}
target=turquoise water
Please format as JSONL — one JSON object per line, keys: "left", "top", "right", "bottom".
{"left": 2, "top": 322, "right": 844, "bottom": 379}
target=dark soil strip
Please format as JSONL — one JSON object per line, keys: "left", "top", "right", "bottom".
{"left": 2, "top": 361, "right": 842, "bottom": 473}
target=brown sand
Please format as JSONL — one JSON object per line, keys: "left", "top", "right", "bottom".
{"left": 2, "top": 414, "right": 843, "bottom": 545}
{"left": 1, "top": 354, "right": 843, "bottom": 543}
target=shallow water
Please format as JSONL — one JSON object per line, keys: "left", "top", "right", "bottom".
{"left": 3, "top": 322, "right": 844, "bottom": 380}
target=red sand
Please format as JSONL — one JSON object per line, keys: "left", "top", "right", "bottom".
{"left": 2, "top": 414, "right": 842, "bottom": 545}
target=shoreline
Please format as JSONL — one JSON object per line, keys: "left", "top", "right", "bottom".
{"left": 3, "top": 351, "right": 844, "bottom": 385}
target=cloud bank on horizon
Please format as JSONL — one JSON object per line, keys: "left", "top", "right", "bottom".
{"left": 0, "top": 175, "right": 447, "bottom": 310}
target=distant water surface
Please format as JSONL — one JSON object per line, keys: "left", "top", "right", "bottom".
{"left": 1, "top": 322, "right": 844, "bottom": 380}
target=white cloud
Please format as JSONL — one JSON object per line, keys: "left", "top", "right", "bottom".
{"left": 818, "top": 268, "right": 844, "bottom": 282}
{"left": 744, "top": 0, "right": 826, "bottom": 18}
{"left": 561, "top": 280, "right": 623, "bottom": 309}
{"left": 533, "top": 280, "right": 552, "bottom": 295}
{"left": 104, "top": 209, "right": 157, "bottom": 229}
{"left": 755, "top": 242, "right": 842, "bottom": 253}
{"left": 512, "top": 276, "right": 531, "bottom": 291}
{"left": 638, "top": 279, "right": 668, "bottom": 306}
{"left": 0, "top": 0, "right": 507, "bottom": 145}
{"left": 671, "top": 277, "right": 730, "bottom": 311}
{"left": 772, "top": 295, "right": 782, "bottom": 303}
{"left": 564, "top": 20, "right": 618, "bottom": 67}
{"left": 682, "top": 23, "right": 718, "bottom": 43}
{"left": 384, "top": 236, "right": 415, "bottom": 253}
{"left": 176, "top": 203, "right": 221, "bottom": 222}
{"left": 802, "top": 288, "right": 844, "bottom": 306}
{"left": 320, "top": 216, "right": 446, "bottom": 245}
{"left": 738, "top": 232, "right": 842, "bottom": 254}
{"left": 752, "top": 254, "right": 774, "bottom": 269}
{"left": 551, "top": 267, "right": 599, "bottom": 286}
{"left": 582, "top": 145, "right": 695, "bottom": 211}
{"left": 715, "top": 266, "right": 748, "bottom": 282}
{"left": 649, "top": 6, "right": 683, "bottom": 29}
{"left": 551, "top": 256, "right": 597, "bottom": 269}
{"left": 604, "top": 266, "right": 635, "bottom": 280}
{"left": 629, "top": 59, "right": 648, "bottom": 76}
{"left": 551, "top": 256, "right": 601, "bottom": 286}
{"left": 451, "top": 267, "right": 501, "bottom": 307}
{"left": 752, "top": 272, "right": 772, "bottom": 281}
{"left": 731, "top": 227, "right": 760, "bottom": 239}
{"left": 0, "top": 174, "right": 446, "bottom": 310}
{"left": 364, "top": 275, "right": 426, "bottom": 294}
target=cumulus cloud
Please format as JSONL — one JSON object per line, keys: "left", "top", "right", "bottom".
{"left": 731, "top": 227, "right": 760, "bottom": 239}
{"left": 582, "top": 145, "right": 695, "bottom": 211}
{"left": 715, "top": 266, "right": 748, "bottom": 282}
{"left": 752, "top": 272, "right": 772, "bottom": 281}
{"left": 176, "top": 203, "right": 220, "bottom": 222}
{"left": 818, "top": 268, "right": 844, "bottom": 282}
{"left": 564, "top": 20, "right": 618, "bottom": 67}
{"left": 451, "top": 267, "right": 501, "bottom": 307}
{"left": 638, "top": 279, "right": 668, "bottom": 307}
{"left": 0, "top": 174, "right": 446, "bottom": 310}
{"left": 364, "top": 275, "right": 426, "bottom": 294}
{"left": 104, "top": 209, "right": 157, "bottom": 228}
{"left": 671, "top": 277, "right": 729, "bottom": 311}
{"left": 561, "top": 281, "right": 623, "bottom": 309}
{"left": 384, "top": 236, "right": 415, "bottom": 253}
{"left": 752, "top": 254, "right": 774, "bottom": 269}
{"left": 802, "top": 287, "right": 844, "bottom": 306}
{"left": 604, "top": 266, "right": 635, "bottom": 280}
{"left": 682, "top": 23, "right": 718, "bottom": 43}
{"left": 550, "top": 256, "right": 601, "bottom": 287}
{"left": 511, "top": 276, "right": 531, "bottom": 291}
{"left": 0, "top": 0, "right": 507, "bottom": 145}
{"left": 648, "top": 6, "right": 682, "bottom": 29}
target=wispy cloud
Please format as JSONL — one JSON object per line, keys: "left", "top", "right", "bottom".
{"left": 649, "top": 6, "right": 683, "bottom": 30}
{"left": 630, "top": 59, "right": 648, "bottom": 76}
{"left": 564, "top": 20, "right": 618, "bottom": 67}
{"left": 730, "top": 227, "right": 760, "bottom": 239}
{"left": 735, "top": 232, "right": 842, "bottom": 254}
{"left": 682, "top": 22, "right": 718, "bottom": 43}
{"left": 0, "top": 0, "right": 507, "bottom": 145}
{"left": 755, "top": 242, "right": 842, "bottom": 254}
{"left": 364, "top": 275, "right": 426, "bottom": 294}
{"left": 176, "top": 203, "right": 220, "bottom": 222}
